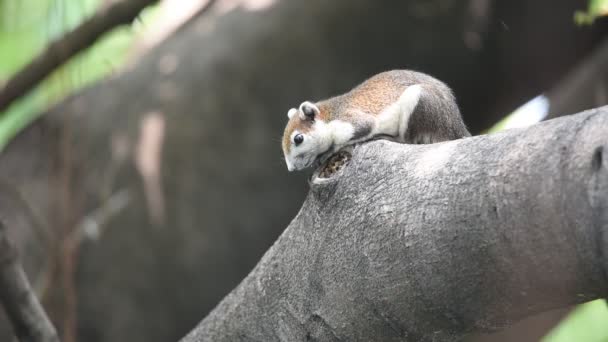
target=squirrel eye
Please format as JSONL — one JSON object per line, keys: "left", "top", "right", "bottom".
{"left": 294, "top": 134, "right": 304, "bottom": 146}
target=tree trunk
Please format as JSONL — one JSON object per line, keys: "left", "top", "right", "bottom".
{"left": 181, "top": 107, "right": 608, "bottom": 342}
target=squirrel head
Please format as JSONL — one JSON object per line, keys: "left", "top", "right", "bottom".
{"left": 282, "top": 101, "right": 332, "bottom": 171}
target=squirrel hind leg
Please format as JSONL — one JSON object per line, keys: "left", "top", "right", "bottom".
{"left": 397, "top": 84, "right": 423, "bottom": 140}
{"left": 412, "top": 133, "right": 433, "bottom": 144}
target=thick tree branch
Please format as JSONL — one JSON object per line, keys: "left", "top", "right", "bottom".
{"left": 0, "top": 0, "right": 157, "bottom": 115}
{"left": 0, "top": 221, "right": 59, "bottom": 342}
{"left": 182, "top": 107, "right": 608, "bottom": 342}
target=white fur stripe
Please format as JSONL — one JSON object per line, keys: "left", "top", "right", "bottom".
{"left": 398, "top": 84, "right": 422, "bottom": 139}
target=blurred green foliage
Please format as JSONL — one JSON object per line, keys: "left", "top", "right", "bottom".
{"left": 0, "top": 0, "right": 156, "bottom": 151}
{"left": 543, "top": 300, "right": 608, "bottom": 342}
{"left": 575, "top": 0, "right": 608, "bottom": 25}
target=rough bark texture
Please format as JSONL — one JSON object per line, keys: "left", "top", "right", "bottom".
{"left": 0, "top": 0, "right": 607, "bottom": 341}
{"left": 182, "top": 108, "right": 608, "bottom": 342}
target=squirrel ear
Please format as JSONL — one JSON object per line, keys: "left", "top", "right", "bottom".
{"left": 299, "top": 101, "right": 319, "bottom": 120}
{"left": 287, "top": 108, "right": 297, "bottom": 119}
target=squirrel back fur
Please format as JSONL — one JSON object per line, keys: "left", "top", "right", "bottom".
{"left": 282, "top": 70, "right": 470, "bottom": 171}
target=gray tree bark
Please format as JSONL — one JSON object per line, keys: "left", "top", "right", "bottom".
{"left": 182, "top": 107, "right": 608, "bottom": 342}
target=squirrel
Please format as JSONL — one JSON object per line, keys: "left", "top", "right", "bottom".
{"left": 281, "top": 70, "right": 470, "bottom": 171}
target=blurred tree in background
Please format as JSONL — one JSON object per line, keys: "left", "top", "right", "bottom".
{"left": 1, "top": 0, "right": 608, "bottom": 341}
{"left": 0, "top": 0, "right": 156, "bottom": 150}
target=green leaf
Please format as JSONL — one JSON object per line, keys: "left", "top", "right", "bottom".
{"left": 574, "top": 0, "right": 608, "bottom": 25}
{"left": 543, "top": 300, "right": 608, "bottom": 342}
{"left": 0, "top": 0, "right": 158, "bottom": 152}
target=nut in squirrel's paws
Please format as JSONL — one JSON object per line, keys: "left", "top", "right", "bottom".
{"left": 318, "top": 151, "right": 351, "bottom": 179}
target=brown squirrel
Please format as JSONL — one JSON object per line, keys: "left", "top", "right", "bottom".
{"left": 282, "top": 70, "right": 470, "bottom": 171}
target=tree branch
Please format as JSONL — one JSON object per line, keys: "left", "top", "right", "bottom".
{"left": 0, "top": 221, "right": 59, "bottom": 342}
{"left": 0, "top": 0, "right": 157, "bottom": 115}
{"left": 181, "top": 107, "right": 608, "bottom": 342}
